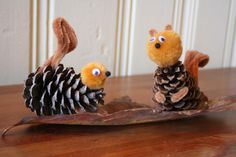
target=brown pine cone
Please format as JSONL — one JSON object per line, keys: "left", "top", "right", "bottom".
{"left": 153, "top": 61, "right": 203, "bottom": 111}
{"left": 23, "top": 64, "right": 105, "bottom": 116}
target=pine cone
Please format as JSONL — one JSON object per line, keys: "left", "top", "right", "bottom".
{"left": 153, "top": 61, "right": 202, "bottom": 111}
{"left": 23, "top": 64, "right": 105, "bottom": 116}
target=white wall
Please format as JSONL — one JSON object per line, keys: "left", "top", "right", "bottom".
{"left": 0, "top": 0, "right": 30, "bottom": 85}
{"left": 0, "top": 0, "right": 235, "bottom": 85}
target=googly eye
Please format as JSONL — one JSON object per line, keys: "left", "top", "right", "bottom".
{"left": 149, "top": 37, "right": 156, "bottom": 42}
{"left": 92, "top": 68, "right": 100, "bottom": 76}
{"left": 158, "top": 36, "right": 165, "bottom": 43}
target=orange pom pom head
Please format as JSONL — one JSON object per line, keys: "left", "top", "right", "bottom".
{"left": 81, "top": 62, "right": 111, "bottom": 89}
{"left": 147, "top": 25, "right": 182, "bottom": 67}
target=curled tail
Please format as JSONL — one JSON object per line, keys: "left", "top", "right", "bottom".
{"left": 184, "top": 50, "right": 209, "bottom": 84}
{"left": 38, "top": 17, "right": 78, "bottom": 73}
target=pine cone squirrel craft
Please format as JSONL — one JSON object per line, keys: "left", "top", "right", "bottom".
{"left": 5, "top": 19, "right": 236, "bottom": 137}
{"left": 147, "top": 25, "right": 209, "bottom": 111}
{"left": 23, "top": 17, "right": 111, "bottom": 116}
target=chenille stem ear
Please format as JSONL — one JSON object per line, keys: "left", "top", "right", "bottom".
{"left": 149, "top": 29, "right": 157, "bottom": 36}
{"left": 38, "top": 17, "right": 78, "bottom": 73}
{"left": 165, "top": 25, "right": 172, "bottom": 30}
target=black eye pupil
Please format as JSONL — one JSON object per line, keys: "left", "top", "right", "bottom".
{"left": 161, "top": 37, "right": 165, "bottom": 41}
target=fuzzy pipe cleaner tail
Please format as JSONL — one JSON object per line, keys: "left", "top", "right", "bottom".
{"left": 38, "top": 17, "right": 78, "bottom": 73}
{"left": 184, "top": 50, "right": 209, "bottom": 84}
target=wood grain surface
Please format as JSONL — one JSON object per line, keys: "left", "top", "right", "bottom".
{"left": 0, "top": 68, "right": 236, "bottom": 157}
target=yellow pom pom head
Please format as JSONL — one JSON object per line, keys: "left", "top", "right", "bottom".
{"left": 81, "top": 62, "right": 111, "bottom": 89}
{"left": 147, "top": 25, "right": 182, "bottom": 67}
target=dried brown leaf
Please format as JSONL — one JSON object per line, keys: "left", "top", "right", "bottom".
{"left": 2, "top": 95, "right": 236, "bottom": 136}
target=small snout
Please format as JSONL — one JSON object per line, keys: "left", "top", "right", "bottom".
{"left": 155, "top": 43, "right": 161, "bottom": 49}
{"left": 105, "top": 71, "right": 111, "bottom": 77}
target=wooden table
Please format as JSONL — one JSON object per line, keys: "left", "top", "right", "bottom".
{"left": 0, "top": 68, "right": 236, "bottom": 157}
